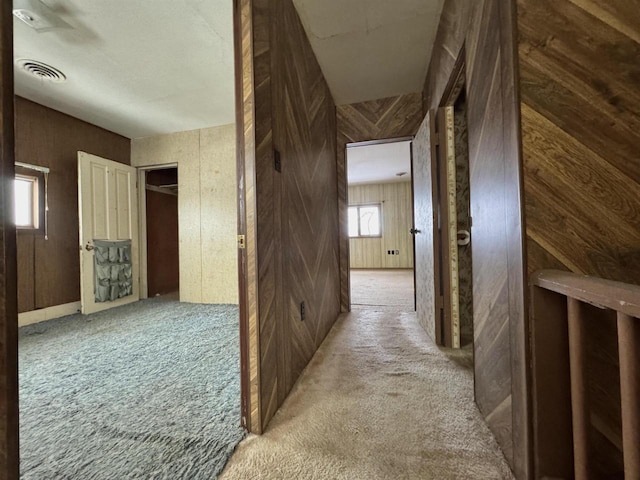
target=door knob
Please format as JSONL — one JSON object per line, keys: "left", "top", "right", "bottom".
{"left": 457, "top": 230, "right": 471, "bottom": 246}
{"left": 85, "top": 242, "right": 94, "bottom": 251}
{"left": 410, "top": 228, "right": 422, "bottom": 235}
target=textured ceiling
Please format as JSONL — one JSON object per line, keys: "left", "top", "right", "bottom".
{"left": 347, "top": 141, "right": 412, "bottom": 185}
{"left": 13, "top": 0, "right": 235, "bottom": 139}
{"left": 292, "top": 0, "right": 444, "bottom": 105}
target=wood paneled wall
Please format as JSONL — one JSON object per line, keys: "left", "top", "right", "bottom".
{"left": 348, "top": 182, "right": 414, "bottom": 269}
{"left": 15, "top": 97, "right": 131, "bottom": 314}
{"left": 236, "top": 0, "right": 340, "bottom": 432}
{"left": 132, "top": 125, "right": 238, "bottom": 305}
{"left": 337, "top": 93, "right": 423, "bottom": 311}
{"left": 518, "top": 0, "right": 640, "bottom": 475}
{"left": 0, "top": 1, "right": 18, "bottom": 476}
{"left": 423, "top": 0, "right": 527, "bottom": 476}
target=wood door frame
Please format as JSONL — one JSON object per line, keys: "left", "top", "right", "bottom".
{"left": 0, "top": 0, "right": 19, "bottom": 476}
{"left": 433, "top": 46, "right": 466, "bottom": 348}
{"left": 233, "top": 0, "right": 259, "bottom": 434}
{"left": 344, "top": 136, "right": 416, "bottom": 311}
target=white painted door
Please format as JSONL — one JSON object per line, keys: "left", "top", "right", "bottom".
{"left": 78, "top": 152, "right": 139, "bottom": 314}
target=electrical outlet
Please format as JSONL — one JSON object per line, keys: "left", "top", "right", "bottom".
{"left": 395, "top": 250, "right": 399, "bottom": 255}
{"left": 300, "top": 301, "right": 306, "bottom": 321}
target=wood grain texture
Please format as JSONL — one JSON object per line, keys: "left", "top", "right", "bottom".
{"left": 274, "top": 0, "right": 340, "bottom": 413}
{"left": 519, "top": 0, "right": 640, "bottom": 474}
{"left": 348, "top": 182, "right": 414, "bottom": 269}
{"left": 15, "top": 98, "right": 130, "bottom": 314}
{"left": 0, "top": 0, "right": 18, "bottom": 476}
{"left": 412, "top": 113, "right": 437, "bottom": 343}
{"left": 235, "top": 0, "right": 262, "bottom": 433}
{"left": 237, "top": 0, "right": 340, "bottom": 432}
{"left": 337, "top": 93, "right": 423, "bottom": 312}
{"left": 424, "top": 0, "right": 528, "bottom": 475}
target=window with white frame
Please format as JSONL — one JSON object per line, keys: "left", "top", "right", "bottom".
{"left": 14, "top": 174, "right": 39, "bottom": 229}
{"left": 348, "top": 204, "right": 382, "bottom": 238}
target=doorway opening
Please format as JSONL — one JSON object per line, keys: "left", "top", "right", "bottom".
{"left": 139, "top": 165, "right": 179, "bottom": 299}
{"left": 432, "top": 55, "right": 473, "bottom": 350}
{"left": 346, "top": 138, "right": 416, "bottom": 312}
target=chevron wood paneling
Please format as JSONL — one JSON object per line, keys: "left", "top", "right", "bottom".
{"left": 423, "top": 0, "right": 527, "bottom": 476}
{"left": 0, "top": 0, "right": 18, "bottom": 477}
{"left": 237, "top": 0, "right": 340, "bottom": 433}
{"left": 337, "top": 93, "right": 423, "bottom": 312}
{"left": 273, "top": 0, "right": 340, "bottom": 405}
{"left": 518, "top": 0, "right": 640, "bottom": 475}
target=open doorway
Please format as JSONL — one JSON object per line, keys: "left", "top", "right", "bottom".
{"left": 12, "top": 2, "right": 246, "bottom": 477}
{"left": 432, "top": 59, "right": 473, "bottom": 350}
{"left": 346, "top": 139, "right": 416, "bottom": 312}
{"left": 139, "top": 166, "right": 179, "bottom": 299}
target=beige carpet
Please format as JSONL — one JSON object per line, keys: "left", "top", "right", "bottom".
{"left": 220, "top": 310, "right": 514, "bottom": 479}
{"left": 350, "top": 269, "right": 415, "bottom": 312}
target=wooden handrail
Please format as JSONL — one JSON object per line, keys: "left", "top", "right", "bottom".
{"left": 531, "top": 270, "right": 640, "bottom": 480}
{"left": 532, "top": 270, "right": 640, "bottom": 318}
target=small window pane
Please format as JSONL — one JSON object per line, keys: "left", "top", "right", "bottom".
{"left": 359, "top": 206, "right": 380, "bottom": 236}
{"left": 15, "top": 177, "right": 37, "bottom": 228}
{"left": 348, "top": 207, "right": 359, "bottom": 237}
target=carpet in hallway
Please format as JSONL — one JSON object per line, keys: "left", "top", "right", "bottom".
{"left": 350, "top": 269, "right": 414, "bottom": 312}
{"left": 19, "top": 297, "right": 245, "bottom": 479}
{"left": 221, "top": 309, "right": 513, "bottom": 479}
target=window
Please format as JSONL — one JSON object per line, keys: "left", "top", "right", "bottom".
{"left": 15, "top": 175, "right": 39, "bottom": 229}
{"left": 348, "top": 204, "right": 381, "bottom": 238}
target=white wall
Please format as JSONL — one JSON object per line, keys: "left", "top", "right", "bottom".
{"left": 132, "top": 124, "right": 238, "bottom": 304}
{"left": 349, "top": 181, "right": 414, "bottom": 269}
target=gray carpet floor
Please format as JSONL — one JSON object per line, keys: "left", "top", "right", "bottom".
{"left": 19, "top": 297, "right": 245, "bottom": 479}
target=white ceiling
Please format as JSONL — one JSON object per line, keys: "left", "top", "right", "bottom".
{"left": 292, "top": 0, "right": 444, "bottom": 105}
{"left": 13, "top": 1, "right": 443, "bottom": 139}
{"left": 13, "top": 0, "right": 235, "bottom": 139}
{"left": 347, "top": 141, "right": 412, "bottom": 186}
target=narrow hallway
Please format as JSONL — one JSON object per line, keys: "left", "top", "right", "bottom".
{"left": 221, "top": 309, "right": 513, "bottom": 479}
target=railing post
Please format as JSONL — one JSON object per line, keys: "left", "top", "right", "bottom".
{"left": 567, "top": 297, "right": 590, "bottom": 479}
{"left": 617, "top": 312, "right": 640, "bottom": 478}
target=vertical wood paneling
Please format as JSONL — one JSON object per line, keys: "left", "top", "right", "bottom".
{"left": 17, "top": 233, "right": 34, "bottom": 313}
{"left": 423, "top": 0, "right": 527, "bottom": 475}
{"left": 14, "top": 98, "right": 130, "bottom": 313}
{"left": 518, "top": 0, "right": 640, "bottom": 475}
{"left": 348, "top": 182, "right": 414, "bottom": 269}
{"left": 237, "top": 0, "right": 340, "bottom": 432}
{"left": 0, "top": 0, "right": 19, "bottom": 476}
{"left": 337, "top": 93, "right": 423, "bottom": 311}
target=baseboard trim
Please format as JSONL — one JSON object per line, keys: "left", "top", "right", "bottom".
{"left": 18, "top": 301, "right": 82, "bottom": 327}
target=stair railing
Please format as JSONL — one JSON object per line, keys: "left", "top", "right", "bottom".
{"left": 530, "top": 270, "right": 639, "bottom": 479}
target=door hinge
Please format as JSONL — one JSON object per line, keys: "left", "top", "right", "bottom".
{"left": 237, "top": 235, "right": 246, "bottom": 249}
{"left": 274, "top": 149, "right": 281, "bottom": 172}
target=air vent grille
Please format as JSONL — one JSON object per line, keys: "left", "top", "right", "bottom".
{"left": 17, "top": 59, "right": 66, "bottom": 83}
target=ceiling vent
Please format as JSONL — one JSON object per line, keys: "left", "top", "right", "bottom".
{"left": 17, "top": 59, "right": 66, "bottom": 83}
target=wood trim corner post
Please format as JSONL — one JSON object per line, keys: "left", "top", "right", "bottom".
{"left": 0, "top": 0, "right": 19, "bottom": 476}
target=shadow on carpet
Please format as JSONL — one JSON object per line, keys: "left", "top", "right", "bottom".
{"left": 19, "top": 297, "right": 245, "bottom": 479}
